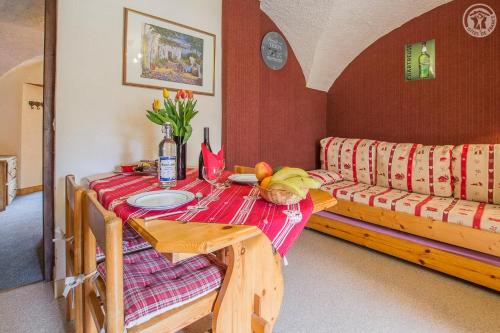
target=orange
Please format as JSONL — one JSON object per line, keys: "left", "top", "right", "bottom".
{"left": 260, "top": 176, "right": 272, "bottom": 189}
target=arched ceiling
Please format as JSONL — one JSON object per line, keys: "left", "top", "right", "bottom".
{"left": 260, "top": 0, "right": 451, "bottom": 91}
{"left": 0, "top": 0, "right": 44, "bottom": 76}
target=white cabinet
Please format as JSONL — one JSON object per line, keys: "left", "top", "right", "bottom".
{"left": 0, "top": 156, "right": 17, "bottom": 205}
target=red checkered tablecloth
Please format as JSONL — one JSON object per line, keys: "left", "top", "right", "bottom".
{"left": 89, "top": 169, "right": 314, "bottom": 256}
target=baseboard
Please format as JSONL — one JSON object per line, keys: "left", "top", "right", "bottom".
{"left": 54, "top": 278, "right": 65, "bottom": 299}
{"left": 17, "top": 185, "right": 43, "bottom": 195}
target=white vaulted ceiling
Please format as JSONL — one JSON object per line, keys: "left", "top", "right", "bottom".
{"left": 0, "top": 0, "right": 44, "bottom": 76}
{"left": 260, "top": 0, "right": 451, "bottom": 91}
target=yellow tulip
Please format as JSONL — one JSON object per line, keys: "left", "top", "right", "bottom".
{"left": 152, "top": 99, "right": 161, "bottom": 111}
{"left": 162, "top": 88, "right": 170, "bottom": 99}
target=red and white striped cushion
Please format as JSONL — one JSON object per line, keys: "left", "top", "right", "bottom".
{"left": 412, "top": 145, "right": 454, "bottom": 197}
{"left": 321, "top": 181, "right": 373, "bottom": 201}
{"left": 320, "top": 137, "right": 378, "bottom": 185}
{"left": 376, "top": 142, "right": 422, "bottom": 192}
{"left": 307, "top": 169, "right": 343, "bottom": 185}
{"left": 96, "top": 223, "right": 151, "bottom": 262}
{"left": 97, "top": 249, "right": 225, "bottom": 329}
{"left": 320, "top": 183, "right": 500, "bottom": 233}
{"left": 378, "top": 192, "right": 499, "bottom": 232}
{"left": 452, "top": 144, "right": 500, "bottom": 204}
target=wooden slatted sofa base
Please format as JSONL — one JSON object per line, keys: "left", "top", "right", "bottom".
{"left": 307, "top": 199, "right": 500, "bottom": 292}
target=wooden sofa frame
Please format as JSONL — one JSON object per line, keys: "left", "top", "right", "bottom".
{"left": 82, "top": 188, "right": 284, "bottom": 333}
{"left": 308, "top": 199, "right": 500, "bottom": 291}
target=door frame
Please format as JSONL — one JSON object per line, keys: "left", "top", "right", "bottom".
{"left": 43, "top": 0, "right": 57, "bottom": 281}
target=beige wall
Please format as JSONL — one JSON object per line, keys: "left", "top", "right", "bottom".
{"left": 0, "top": 58, "right": 43, "bottom": 189}
{"left": 19, "top": 84, "right": 43, "bottom": 189}
{"left": 54, "top": 0, "right": 222, "bottom": 279}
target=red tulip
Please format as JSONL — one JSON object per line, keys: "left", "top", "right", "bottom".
{"left": 187, "top": 90, "right": 193, "bottom": 99}
{"left": 176, "top": 90, "right": 187, "bottom": 100}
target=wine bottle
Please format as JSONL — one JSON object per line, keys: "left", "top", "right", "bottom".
{"left": 419, "top": 42, "right": 430, "bottom": 79}
{"left": 158, "top": 123, "right": 177, "bottom": 188}
{"left": 198, "top": 127, "right": 212, "bottom": 179}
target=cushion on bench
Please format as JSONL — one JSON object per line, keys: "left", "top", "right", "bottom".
{"left": 96, "top": 223, "right": 151, "bottom": 262}
{"left": 452, "top": 144, "right": 500, "bottom": 204}
{"left": 320, "top": 137, "right": 378, "bottom": 185}
{"left": 97, "top": 248, "right": 225, "bottom": 329}
{"left": 412, "top": 145, "right": 454, "bottom": 197}
{"left": 307, "top": 169, "right": 343, "bottom": 186}
{"left": 376, "top": 142, "right": 422, "bottom": 192}
{"left": 321, "top": 181, "right": 500, "bottom": 233}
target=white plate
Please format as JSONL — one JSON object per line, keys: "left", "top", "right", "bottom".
{"left": 126, "top": 190, "right": 194, "bottom": 210}
{"left": 228, "top": 173, "right": 258, "bottom": 185}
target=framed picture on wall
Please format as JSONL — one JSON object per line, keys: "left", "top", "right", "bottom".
{"left": 123, "top": 8, "right": 216, "bottom": 95}
{"left": 404, "top": 39, "right": 435, "bottom": 81}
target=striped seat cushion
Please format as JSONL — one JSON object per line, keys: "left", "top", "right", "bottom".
{"left": 320, "top": 137, "right": 378, "bottom": 185}
{"left": 321, "top": 181, "right": 500, "bottom": 233}
{"left": 96, "top": 223, "right": 151, "bottom": 262}
{"left": 97, "top": 249, "right": 225, "bottom": 329}
{"left": 307, "top": 169, "right": 343, "bottom": 186}
{"left": 452, "top": 144, "right": 500, "bottom": 204}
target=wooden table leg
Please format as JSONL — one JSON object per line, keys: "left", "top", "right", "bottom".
{"left": 212, "top": 234, "right": 283, "bottom": 332}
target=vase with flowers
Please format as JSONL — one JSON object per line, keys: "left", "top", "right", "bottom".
{"left": 146, "top": 88, "right": 198, "bottom": 180}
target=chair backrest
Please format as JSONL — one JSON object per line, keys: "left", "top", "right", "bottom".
{"left": 65, "top": 175, "right": 84, "bottom": 270}
{"left": 234, "top": 165, "right": 255, "bottom": 174}
{"left": 82, "top": 190, "right": 124, "bottom": 333}
{"left": 0, "top": 161, "right": 7, "bottom": 212}
{"left": 65, "top": 175, "right": 84, "bottom": 330}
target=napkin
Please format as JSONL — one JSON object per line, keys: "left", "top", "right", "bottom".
{"left": 202, "top": 144, "right": 224, "bottom": 178}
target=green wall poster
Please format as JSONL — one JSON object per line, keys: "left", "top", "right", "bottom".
{"left": 404, "top": 39, "right": 435, "bottom": 81}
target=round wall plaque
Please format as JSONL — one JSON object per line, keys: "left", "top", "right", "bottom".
{"left": 261, "top": 32, "right": 288, "bottom": 70}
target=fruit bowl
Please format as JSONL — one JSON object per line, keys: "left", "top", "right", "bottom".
{"left": 258, "top": 186, "right": 304, "bottom": 205}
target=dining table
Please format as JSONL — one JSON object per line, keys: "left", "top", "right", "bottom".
{"left": 84, "top": 166, "right": 337, "bottom": 331}
{"left": 86, "top": 168, "right": 337, "bottom": 260}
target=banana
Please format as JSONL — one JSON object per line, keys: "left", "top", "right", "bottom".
{"left": 271, "top": 167, "right": 310, "bottom": 182}
{"left": 284, "top": 176, "right": 321, "bottom": 190}
{"left": 268, "top": 167, "right": 320, "bottom": 199}
{"left": 268, "top": 180, "right": 308, "bottom": 199}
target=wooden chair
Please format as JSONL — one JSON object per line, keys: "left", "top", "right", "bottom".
{"left": 82, "top": 188, "right": 284, "bottom": 332}
{"left": 65, "top": 175, "right": 84, "bottom": 333}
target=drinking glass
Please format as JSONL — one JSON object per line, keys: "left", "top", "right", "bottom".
{"left": 202, "top": 162, "right": 225, "bottom": 200}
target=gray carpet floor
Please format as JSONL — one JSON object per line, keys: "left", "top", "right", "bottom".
{"left": 0, "top": 229, "right": 499, "bottom": 333}
{"left": 0, "top": 192, "right": 44, "bottom": 290}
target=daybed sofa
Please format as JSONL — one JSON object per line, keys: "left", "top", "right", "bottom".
{"left": 307, "top": 138, "right": 500, "bottom": 291}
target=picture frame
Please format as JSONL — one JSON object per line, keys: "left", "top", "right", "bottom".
{"left": 404, "top": 39, "right": 435, "bottom": 81}
{"left": 123, "top": 8, "right": 216, "bottom": 95}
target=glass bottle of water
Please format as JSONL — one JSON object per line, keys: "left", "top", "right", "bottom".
{"left": 158, "top": 123, "right": 177, "bottom": 188}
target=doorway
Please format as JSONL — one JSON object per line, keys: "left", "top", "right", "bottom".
{"left": 0, "top": 0, "right": 56, "bottom": 290}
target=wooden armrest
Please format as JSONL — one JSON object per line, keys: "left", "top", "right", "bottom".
{"left": 309, "top": 189, "right": 337, "bottom": 214}
{"left": 128, "top": 219, "right": 262, "bottom": 255}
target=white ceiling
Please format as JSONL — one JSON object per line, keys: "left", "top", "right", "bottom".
{"left": 0, "top": 0, "right": 44, "bottom": 76}
{"left": 260, "top": 0, "right": 451, "bottom": 91}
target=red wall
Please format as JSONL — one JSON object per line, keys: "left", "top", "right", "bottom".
{"left": 327, "top": 0, "right": 500, "bottom": 144}
{"left": 222, "top": 0, "right": 327, "bottom": 170}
